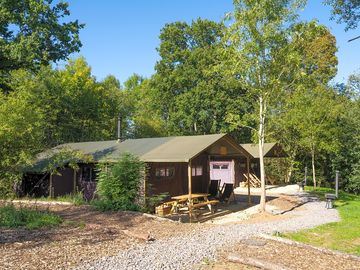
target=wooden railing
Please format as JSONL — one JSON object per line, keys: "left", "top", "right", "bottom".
{"left": 243, "top": 173, "right": 261, "bottom": 188}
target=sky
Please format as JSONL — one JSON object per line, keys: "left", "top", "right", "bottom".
{"left": 62, "top": 0, "right": 359, "bottom": 85}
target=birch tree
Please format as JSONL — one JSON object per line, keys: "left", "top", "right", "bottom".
{"left": 225, "top": 0, "right": 306, "bottom": 211}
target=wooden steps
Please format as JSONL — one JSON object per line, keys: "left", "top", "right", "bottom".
{"left": 243, "top": 173, "right": 261, "bottom": 188}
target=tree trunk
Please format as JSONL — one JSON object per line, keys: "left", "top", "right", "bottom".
{"left": 259, "top": 95, "right": 266, "bottom": 212}
{"left": 311, "top": 148, "right": 316, "bottom": 189}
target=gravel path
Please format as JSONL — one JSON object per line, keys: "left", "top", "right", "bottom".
{"left": 74, "top": 194, "right": 340, "bottom": 270}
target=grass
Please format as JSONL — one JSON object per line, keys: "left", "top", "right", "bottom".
{"left": 282, "top": 186, "right": 360, "bottom": 256}
{"left": 0, "top": 204, "right": 62, "bottom": 229}
{"left": 21, "top": 192, "right": 85, "bottom": 206}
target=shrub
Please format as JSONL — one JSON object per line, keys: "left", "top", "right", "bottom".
{"left": 0, "top": 172, "right": 22, "bottom": 199}
{"left": 95, "top": 153, "right": 145, "bottom": 211}
{"left": 0, "top": 204, "right": 62, "bottom": 229}
{"left": 144, "top": 192, "right": 169, "bottom": 213}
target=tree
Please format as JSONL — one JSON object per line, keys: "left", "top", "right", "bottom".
{"left": 325, "top": 0, "right": 360, "bottom": 30}
{"left": 0, "top": 76, "right": 45, "bottom": 197}
{"left": 0, "top": 0, "right": 83, "bottom": 91}
{"left": 0, "top": 58, "right": 132, "bottom": 196}
{"left": 150, "top": 19, "right": 252, "bottom": 141}
{"left": 269, "top": 21, "right": 338, "bottom": 185}
{"left": 8, "top": 58, "right": 129, "bottom": 146}
{"left": 125, "top": 75, "right": 166, "bottom": 138}
{"left": 225, "top": 0, "right": 307, "bottom": 211}
{"left": 334, "top": 73, "right": 360, "bottom": 192}
{"left": 277, "top": 86, "right": 341, "bottom": 188}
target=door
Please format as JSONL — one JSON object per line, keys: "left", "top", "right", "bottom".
{"left": 210, "top": 161, "right": 234, "bottom": 187}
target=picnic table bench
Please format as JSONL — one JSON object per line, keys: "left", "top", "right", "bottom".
{"left": 171, "top": 193, "right": 219, "bottom": 217}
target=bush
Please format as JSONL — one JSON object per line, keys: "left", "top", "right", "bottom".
{"left": 144, "top": 192, "right": 169, "bottom": 213}
{"left": 95, "top": 153, "right": 145, "bottom": 211}
{"left": 0, "top": 172, "right": 22, "bottom": 199}
{"left": 347, "top": 163, "right": 360, "bottom": 195}
{"left": 0, "top": 204, "right": 62, "bottom": 229}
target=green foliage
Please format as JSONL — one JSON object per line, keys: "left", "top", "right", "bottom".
{"left": 36, "top": 147, "right": 93, "bottom": 175}
{"left": 21, "top": 191, "right": 86, "bottom": 206}
{"left": 0, "top": 79, "right": 45, "bottom": 197}
{"left": 56, "top": 192, "right": 85, "bottom": 206}
{"left": 0, "top": 58, "right": 131, "bottom": 197}
{"left": 347, "top": 163, "right": 360, "bottom": 194}
{"left": 325, "top": 0, "right": 360, "bottom": 30}
{"left": 149, "top": 19, "right": 252, "bottom": 140}
{"left": 284, "top": 187, "right": 360, "bottom": 255}
{"left": 144, "top": 192, "right": 169, "bottom": 213}
{"left": 0, "top": 204, "right": 62, "bottom": 229}
{"left": 0, "top": 0, "right": 83, "bottom": 91}
{"left": 124, "top": 75, "right": 166, "bottom": 138}
{"left": 95, "top": 153, "right": 145, "bottom": 211}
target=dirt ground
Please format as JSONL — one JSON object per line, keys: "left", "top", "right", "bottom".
{"left": 1, "top": 195, "right": 354, "bottom": 270}
{"left": 0, "top": 203, "right": 206, "bottom": 270}
{"left": 201, "top": 237, "right": 360, "bottom": 270}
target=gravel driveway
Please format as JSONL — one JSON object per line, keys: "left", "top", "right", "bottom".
{"left": 74, "top": 194, "right": 340, "bottom": 270}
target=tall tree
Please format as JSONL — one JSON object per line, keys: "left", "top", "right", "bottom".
{"left": 0, "top": 73, "right": 45, "bottom": 196}
{"left": 151, "top": 19, "right": 252, "bottom": 141}
{"left": 269, "top": 21, "right": 338, "bottom": 185}
{"left": 225, "top": 0, "right": 306, "bottom": 211}
{"left": 276, "top": 86, "right": 341, "bottom": 188}
{"left": 0, "top": 0, "right": 83, "bottom": 91}
{"left": 124, "top": 74, "right": 166, "bottom": 138}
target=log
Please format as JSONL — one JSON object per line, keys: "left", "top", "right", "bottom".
{"left": 227, "top": 254, "right": 289, "bottom": 270}
{"left": 121, "top": 230, "right": 155, "bottom": 242}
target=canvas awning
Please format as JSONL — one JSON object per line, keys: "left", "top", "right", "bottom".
{"left": 240, "top": 143, "right": 286, "bottom": 158}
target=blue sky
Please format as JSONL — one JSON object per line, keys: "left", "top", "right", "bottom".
{"left": 62, "top": 0, "right": 359, "bottom": 85}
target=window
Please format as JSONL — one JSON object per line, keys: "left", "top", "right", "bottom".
{"left": 192, "top": 165, "right": 203, "bottom": 176}
{"left": 81, "top": 166, "right": 96, "bottom": 182}
{"left": 155, "top": 167, "right": 174, "bottom": 178}
{"left": 212, "top": 164, "right": 229, "bottom": 170}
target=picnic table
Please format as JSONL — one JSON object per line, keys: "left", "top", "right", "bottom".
{"left": 170, "top": 193, "right": 219, "bottom": 217}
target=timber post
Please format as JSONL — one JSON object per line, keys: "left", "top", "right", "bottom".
{"left": 73, "top": 169, "right": 77, "bottom": 193}
{"left": 49, "top": 174, "right": 54, "bottom": 198}
{"left": 247, "top": 157, "right": 251, "bottom": 205}
{"left": 188, "top": 160, "right": 192, "bottom": 222}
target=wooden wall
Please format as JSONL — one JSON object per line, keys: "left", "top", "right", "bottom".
{"left": 147, "top": 154, "right": 210, "bottom": 197}
{"left": 147, "top": 162, "right": 187, "bottom": 197}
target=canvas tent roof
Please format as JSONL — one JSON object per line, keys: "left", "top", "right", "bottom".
{"left": 240, "top": 143, "right": 286, "bottom": 158}
{"left": 29, "top": 134, "right": 252, "bottom": 172}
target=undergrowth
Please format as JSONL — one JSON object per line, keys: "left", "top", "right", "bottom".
{"left": 0, "top": 204, "right": 62, "bottom": 229}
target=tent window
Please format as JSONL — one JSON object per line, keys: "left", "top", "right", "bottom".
{"left": 212, "top": 164, "right": 229, "bottom": 170}
{"left": 155, "top": 167, "right": 175, "bottom": 178}
{"left": 81, "top": 166, "right": 96, "bottom": 182}
{"left": 192, "top": 166, "right": 203, "bottom": 176}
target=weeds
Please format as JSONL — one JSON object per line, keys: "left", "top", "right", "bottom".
{"left": 0, "top": 204, "right": 62, "bottom": 229}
